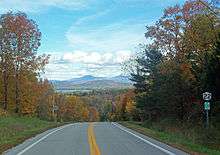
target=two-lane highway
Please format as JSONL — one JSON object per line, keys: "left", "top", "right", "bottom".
{"left": 5, "top": 122, "right": 188, "bottom": 155}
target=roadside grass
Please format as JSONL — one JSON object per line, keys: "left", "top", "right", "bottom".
{"left": 0, "top": 115, "right": 63, "bottom": 154}
{"left": 119, "top": 121, "right": 220, "bottom": 155}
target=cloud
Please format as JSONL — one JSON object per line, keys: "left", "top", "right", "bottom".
{"left": 42, "top": 3, "right": 147, "bottom": 80}
{"left": 0, "top": 0, "right": 182, "bottom": 14}
{"left": 43, "top": 50, "right": 131, "bottom": 80}
{"left": 66, "top": 21, "right": 146, "bottom": 52}
{"left": 62, "top": 50, "right": 131, "bottom": 65}
{"left": 0, "top": 0, "right": 185, "bottom": 80}
{"left": 0, "top": 0, "right": 94, "bottom": 13}
{"left": 74, "top": 9, "right": 111, "bottom": 26}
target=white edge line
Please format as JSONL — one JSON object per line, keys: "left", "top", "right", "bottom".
{"left": 112, "top": 122, "right": 176, "bottom": 155}
{"left": 17, "top": 124, "right": 73, "bottom": 155}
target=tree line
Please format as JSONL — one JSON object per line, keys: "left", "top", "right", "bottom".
{"left": 111, "top": 0, "right": 220, "bottom": 125}
{"left": 0, "top": 12, "right": 100, "bottom": 122}
{"left": 107, "top": 1, "right": 220, "bottom": 148}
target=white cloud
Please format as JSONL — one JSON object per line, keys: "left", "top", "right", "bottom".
{"left": 43, "top": 8, "right": 146, "bottom": 80}
{"left": 66, "top": 21, "right": 146, "bottom": 52}
{"left": 0, "top": 0, "right": 183, "bottom": 80}
{"left": 0, "top": 0, "right": 93, "bottom": 13}
{"left": 43, "top": 50, "right": 131, "bottom": 80}
{"left": 0, "top": 0, "right": 182, "bottom": 14}
{"left": 62, "top": 50, "right": 131, "bottom": 65}
{"left": 74, "top": 9, "right": 111, "bottom": 26}
{"left": 115, "top": 50, "right": 132, "bottom": 64}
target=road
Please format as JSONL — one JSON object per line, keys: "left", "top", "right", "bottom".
{"left": 5, "top": 122, "right": 188, "bottom": 155}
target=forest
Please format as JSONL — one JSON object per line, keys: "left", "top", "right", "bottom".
{"left": 108, "top": 0, "right": 220, "bottom": 150}
{"left": 0, "top": 12, "right": 101, "bottom": 122}
{"left": 119, "top": 0, "right": 220, "bottom": 123}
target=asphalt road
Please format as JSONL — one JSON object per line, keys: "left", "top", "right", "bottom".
{"left": 4, "top": 122, "right": 189, "bottom": 155}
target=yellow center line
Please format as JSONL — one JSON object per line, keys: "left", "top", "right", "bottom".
{"left": 88, "top": 123, "right": 101, "bottom": 155}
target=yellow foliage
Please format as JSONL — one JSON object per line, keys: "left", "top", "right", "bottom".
{"left": 0, "top": 108, "right": 8, "bottom": 117}
{"left": 62, "top": 95, "right": 90, "bottom": 121}
{"left": 126, "top": 100, "right": 136, "bottom": 114}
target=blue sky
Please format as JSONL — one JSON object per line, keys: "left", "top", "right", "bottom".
{"left": 0, "top": 0, "right": 185, "bottom": 80}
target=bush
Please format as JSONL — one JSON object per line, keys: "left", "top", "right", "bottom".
{"left": 142, "top": 119, "right": 153, "bottom": 128}
{"left": 0, "top": 108, "right": 8, "bottom": 117}
{"left": 196, "top": 126, "right": 220, "bottom": 149}
{"left": 141, "top": 118, "right": 220, "bottom": 150}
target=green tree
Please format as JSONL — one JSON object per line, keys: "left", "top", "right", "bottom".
{"left": 130, "top": 46, "right": 163, "bottom": 120}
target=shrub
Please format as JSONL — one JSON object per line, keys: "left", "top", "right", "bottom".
{"left": 0, "top": 108, "right": 8, "bottom": 117}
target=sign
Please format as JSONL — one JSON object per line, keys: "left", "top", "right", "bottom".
{"left": 53, "top": 105, "right": 59, "bottom": 111}
{"left": 203, "top": 92, "right": 212, "bottom": 101}
{"left": 204, "top": 102, "right": 210, "bottom": 110}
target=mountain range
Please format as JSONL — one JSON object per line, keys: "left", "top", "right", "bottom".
{"left": 51, "top": 75, "right": 133, "bottom": 92}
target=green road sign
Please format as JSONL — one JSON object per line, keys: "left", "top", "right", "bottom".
{"left": 204, "top": 102, "right": 210, "bottom": 110}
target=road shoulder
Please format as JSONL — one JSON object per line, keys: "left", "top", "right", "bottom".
{"left": 113, "top": 122, "right": 188, "bottom": 155}
{"left": 119, "top": 121, "right": 220, "bottom": 155}
{"left": 3, "top": 123, "right": 73, "bottom": 155}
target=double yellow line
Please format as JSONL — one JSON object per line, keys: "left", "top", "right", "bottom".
{"left": 88, "top": 123, "right": 101, "bottom": 155}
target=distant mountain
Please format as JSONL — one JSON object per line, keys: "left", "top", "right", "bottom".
{"left": 109, "top": 75, "right": 131, "bottom": 84}
{"left": 51, "top": 75, "right": 132, "bottom": 91}
{"left": 67, "top": 75, "right": 104, "bottom": 84}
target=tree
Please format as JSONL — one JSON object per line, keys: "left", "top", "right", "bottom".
{"left": 202, "top": 33, "right": 220, "bottom": 100}
{"left": 0, "top": 12, "right": 49, "bottom": 113}
{"left": 89, "top": 107, "right": 99, "bottom": 122}
{"left": 0, "top": 13, "right": 14, "bottom": 110}
{"left": 129, "top": 46, "right": 163, "bottom": 119}
{"left": 108, "top": 90, "right": 137, "bottom": 121}
{"left": 60, "top": 95, "right": 90, "bottom": 122}
{"left": 36, "top": 79, "right": 54, "bottom": 119}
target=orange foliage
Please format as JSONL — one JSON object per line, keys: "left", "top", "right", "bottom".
{"left": 89, "top": 107, "right": 100, "bottom": 122}
{"left": 180, "top": 63, "right": 195, "bottom": 81}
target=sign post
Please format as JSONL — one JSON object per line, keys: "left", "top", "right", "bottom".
{"left": 52, "top": 105, "right": 59, "bottom": 122}
{"left": 202, "top": 92, "right": 211, "bottom": 128}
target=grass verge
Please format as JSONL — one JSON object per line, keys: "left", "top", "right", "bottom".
{"left": 0, "top": 116, "right": 64, "bottom": 154}
{"left": 119, "top": 121, "right": 220, "bottom": 155}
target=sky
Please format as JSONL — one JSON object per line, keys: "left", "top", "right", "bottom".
{"left": 0, "top": 0, "right": 185, "bottom": 80}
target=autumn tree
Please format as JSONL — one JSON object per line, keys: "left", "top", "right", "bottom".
{"left": 60, "top": 95, "right": 90, "bottom": 122}
{"left": 0, "top": 12, "right": 49, "bottom": 113}
{"left": 36, "top": 79, "right": 54, "bottom": 119}
{"left": 126, "top": 0, "right": 220, "bottom": 123}
{"left": 89, "top": 107, "right": 100, "bottom": 122}
{"left": 109, "top": 90, "right": 136, "bottom": 121}
{"left": 0, "top": 13, "right": 14, "bottom": 110}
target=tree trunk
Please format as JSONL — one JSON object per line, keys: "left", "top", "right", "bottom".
{"left": 15, "top": 64, "right": 19, "bottom": 113}
{"left": 2, "top": 66, "right": 8, "bottom": 110}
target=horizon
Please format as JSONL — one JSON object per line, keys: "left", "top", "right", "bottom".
{"left": 50, "top": 74, "right": 130, "bottom": 81}
{"left": 0, "top": 0, "right": 185, "bottom": 80}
